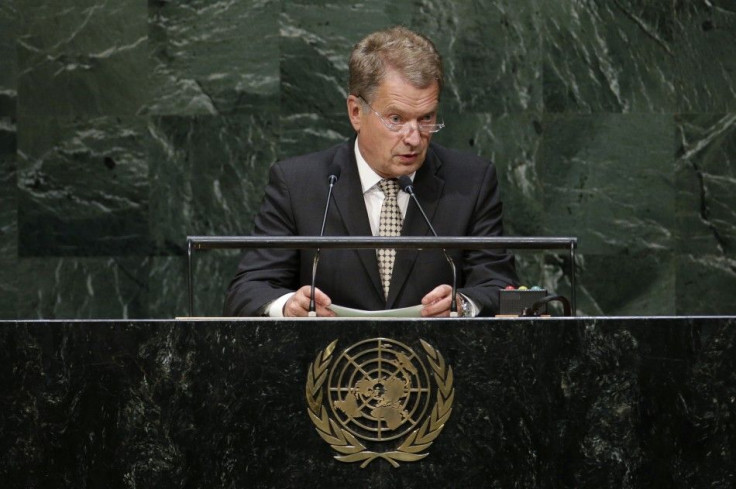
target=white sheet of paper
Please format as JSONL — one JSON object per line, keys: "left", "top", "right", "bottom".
{"left": 328, "top": 303, "right": 424, "bottom": 318}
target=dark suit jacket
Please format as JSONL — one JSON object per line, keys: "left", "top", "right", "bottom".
{"left": 224, "top": 137, "right": 518, "bottom": 316}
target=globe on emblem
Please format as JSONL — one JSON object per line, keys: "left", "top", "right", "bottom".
{"left": 328, "top": 338, "right": 432, "bottom": 442}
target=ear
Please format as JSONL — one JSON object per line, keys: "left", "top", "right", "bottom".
{"left": 347, "top": 95, "right": 363, "bottom": 132}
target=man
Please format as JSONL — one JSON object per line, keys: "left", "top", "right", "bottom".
{"left": 224, "top": 26, "right": 518, "bottom": 317}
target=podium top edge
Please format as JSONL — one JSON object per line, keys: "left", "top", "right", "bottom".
{"left": 186, "top": 236, "right": 578, "bottom": 250}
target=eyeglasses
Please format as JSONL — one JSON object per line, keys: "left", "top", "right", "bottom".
{"left": 358, "top": 96, "right": 445, "bottom": 134}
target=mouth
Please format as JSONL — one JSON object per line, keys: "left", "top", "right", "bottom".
{"left": 397, "top": 152, "right": 420, "bottom": 163}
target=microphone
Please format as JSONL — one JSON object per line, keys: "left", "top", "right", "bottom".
{"left": 398, "top": 175, "right": 460, "bottom": 317}
{"left": 309, "top": 164, "right": 341, "bottom": 316}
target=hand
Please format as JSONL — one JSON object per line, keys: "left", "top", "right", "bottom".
{"left": 283, "top": 285, "right": 336, "bottom": 317}
{"left": 420, "top": 284, "right": 462, "bottom": 317}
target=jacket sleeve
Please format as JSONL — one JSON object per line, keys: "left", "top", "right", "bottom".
{"left": 223, "top": 163, "right": 301, "bottom": 316}
{"left": 457, "top": 162, "right": 519, "bottom": 315}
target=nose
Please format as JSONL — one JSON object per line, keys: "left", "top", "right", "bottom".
{"left": 400, "top": 121, "right": 422, "bottom": 146}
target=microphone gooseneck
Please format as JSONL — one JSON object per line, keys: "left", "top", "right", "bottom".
{"left": 309, "top": 164, "right": 341, "bottom": 316}
{"left": 397, "top": 176, "right": 459, "bottom": 317}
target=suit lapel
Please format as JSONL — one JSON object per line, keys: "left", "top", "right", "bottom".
{"left": 386, "top": 147, "right": 445, "bottom": 307}
{"left": 331, "top": 141, "right": 384, "bottom": 300}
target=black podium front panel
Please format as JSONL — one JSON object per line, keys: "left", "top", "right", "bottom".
{"left": 1, "top": 317, "right": 735, "bottom": 488}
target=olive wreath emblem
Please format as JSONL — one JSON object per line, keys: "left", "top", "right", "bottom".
{"left": 306, "top": 339, "right": 454, "bottom": 468}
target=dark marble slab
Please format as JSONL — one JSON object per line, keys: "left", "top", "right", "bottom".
{"left": 542, "top": 0, "right": 676, "bottom": 113}
{"left": 539, "top": 113, "right": 675, "bottom": 255}
{"left": 0, "top": 0, "right": 17, "bottom": 318}
{"left": 675, "top": 0, "right": 736, "bottom": 112}
{"left": 148, "top": 114, "right": 279, "bottom": 255}
{"left": 676, "top": 254, "right": 736, "bottom": 315}
{"left": 675, "top": 114, "right": 736, "bottom": 315}
{"left": 575, "top": 251, "right": 675, "bottom": 316}
{"left": 0, "top": 0, "right": 17, "bottom": 115}
{"left": 434, "top": 112, "right": 545, "bottom": 237}
{"left": 676, "top": 114, "right": 736, "bottom": 256}
{"left": 0, "top": 125, "right": 17, "bottom": 319}
{"left": 148, "top": 251, "right": 242, "bottom": 319}
{"left": 16, "top": 0, "right": 150, "bottom": 117}
{"left": 146, "top": 0, "right": 279, "bottom": 116}
{"left": 278, "top": 112, "right": 353, "bottom": 160}
{"left": 17, "top": 116, "right": 151, "bottom": 256}
{"left": 15, "top": 257, "right": 149, "bottom": 319}
{"left": 514, "top": 250, "right": 676, "bottom": 317}
{"left": 1, "top": 317, "right": 734, "bottom": 488}
{"left": 416, "top": 0, "right": 542, "bottom": 115}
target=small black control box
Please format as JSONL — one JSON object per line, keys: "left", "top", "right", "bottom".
{"left": 499, "top": 288, "right": 548, "bottom": 315}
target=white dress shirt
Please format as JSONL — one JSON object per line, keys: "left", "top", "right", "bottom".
{"left": 354, "top": 139, "right": 413, "bottom": 234}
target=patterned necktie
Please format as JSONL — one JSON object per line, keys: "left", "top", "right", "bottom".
{"left": 377, "top": 179, "right": 402, "bottom": 298}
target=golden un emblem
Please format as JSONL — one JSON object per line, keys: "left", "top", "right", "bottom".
{"left": 306, "top": 338, "right": 454, "bottom": 468}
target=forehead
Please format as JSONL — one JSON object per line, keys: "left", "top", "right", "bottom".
{"left": 372, "top": 71, "right": 439, "bottom": 113}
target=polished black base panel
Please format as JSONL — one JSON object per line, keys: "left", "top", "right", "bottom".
{"left": 1, "top": 317, "right": 734, "bottom": 488}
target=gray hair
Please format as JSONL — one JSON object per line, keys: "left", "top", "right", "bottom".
{"left": 348, "top": 26, "right": 444, "bottom": 103}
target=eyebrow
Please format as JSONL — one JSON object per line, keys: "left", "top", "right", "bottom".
{"left": 383, "top": 104, "right": 438, "bottom": 118}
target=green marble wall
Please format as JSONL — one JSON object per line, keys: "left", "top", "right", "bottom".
{"left": 1, "top": 0, "right": 734, "bottom": 318}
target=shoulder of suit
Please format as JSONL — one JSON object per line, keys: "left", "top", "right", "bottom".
{"left": 428, "top": 142, "right": 494, "bottom": 173}
{"left": 274, "top": 139, "right": 351, "bottom": 172}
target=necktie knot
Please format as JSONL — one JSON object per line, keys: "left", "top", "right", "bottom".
{"left": 378, "top": 178, "right": 400, "bottom": 198}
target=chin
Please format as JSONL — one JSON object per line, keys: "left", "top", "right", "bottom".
{"left": 390, "top": 164, "right": 418, "bottom": 176}
{"left": 394, "top": 155, "right": 424, "bottom": 166}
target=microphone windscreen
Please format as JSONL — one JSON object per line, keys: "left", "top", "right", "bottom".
{"left": 327, "top": 164, "right": 341, "bottom": 182}
{"left": 398, "top": 175, "right": 413, "bottom": 193}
